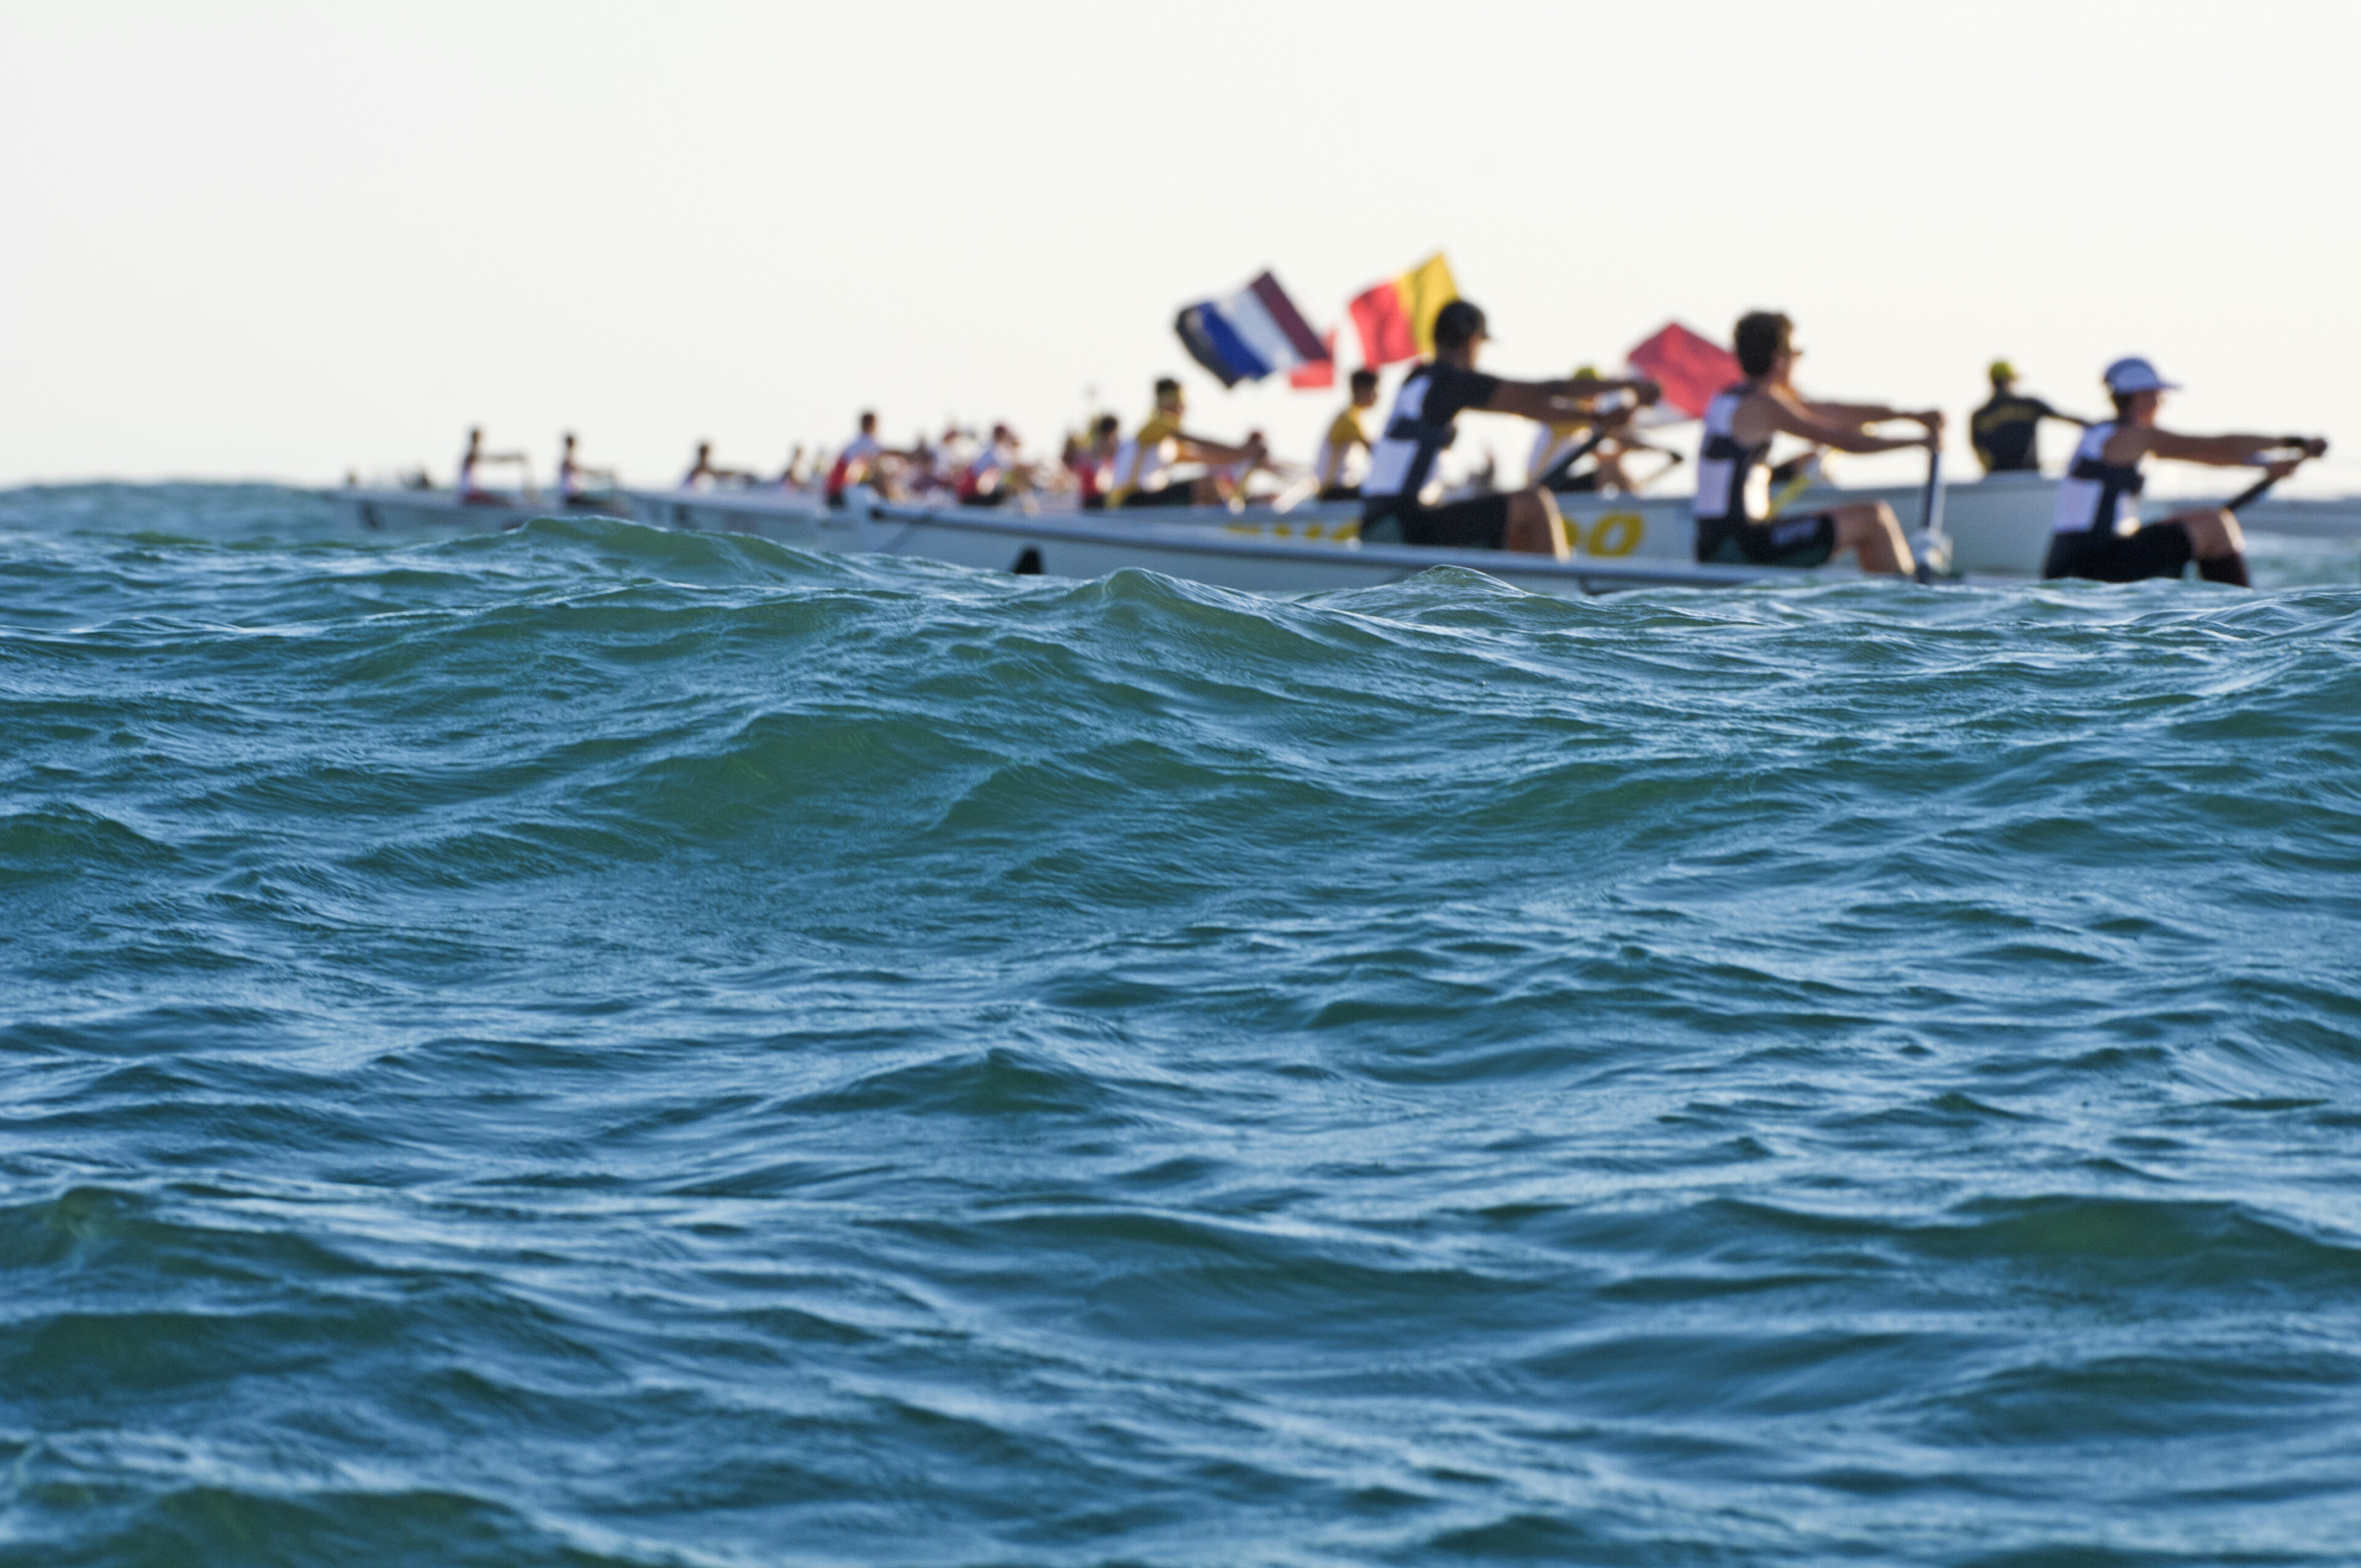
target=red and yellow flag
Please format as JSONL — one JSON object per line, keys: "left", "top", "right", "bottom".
{"left": 1347, "top": 252, "right": 1458, "bottom": 367}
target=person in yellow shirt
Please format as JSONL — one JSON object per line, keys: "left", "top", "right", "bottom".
{"left": 1313, "top": 369, "right": 1381, "bottom": 500}
{"left": 1109, "top": 378, "right": 1270, "bottom": 509}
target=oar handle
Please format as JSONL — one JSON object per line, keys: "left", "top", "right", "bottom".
{"left": 1535, "top": 427, "right": 1611, "bottom": 491}
{"left": 2224, "top": 438, "right": 2328, "bottom": 513}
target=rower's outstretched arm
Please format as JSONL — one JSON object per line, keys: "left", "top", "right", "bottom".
{"left": 2143, "top": 430, "right": 2325, "bottom": 467}
{"left": 1481, "top": 375, "right": 1659, "bottom": 422}
{"left": 1176, "top": 432, "right": 1265, "bottom": 465}
{"left": 1800, "top": 397, "right": 1924, "bottom": 425}
{"left": 2031, "top": 398, "right": 2094, "bottom": 428}
{"left": 1764, "top": 397, "right": 1939, "bottom": 454}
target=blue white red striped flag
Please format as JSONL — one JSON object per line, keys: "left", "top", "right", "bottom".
{"left": 1174, "top": 272, "right": 1332, "bottom": 388}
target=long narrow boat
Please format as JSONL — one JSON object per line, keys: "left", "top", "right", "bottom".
{"left": 326, "top": 486, "right": 631, "bottom": 533}
{"left": 331, "top": 476, "right": 2358, "bottom": 597}
{"left": 619, "top": 485, "right": 1818, "bottom": 593}
{"left": 621, "top": 485, "right": 1366, "bottom": 534}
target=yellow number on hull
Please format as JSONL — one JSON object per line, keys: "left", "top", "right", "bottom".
{"left": 1585, "top": 512, "right": 1643, "bottom": 557}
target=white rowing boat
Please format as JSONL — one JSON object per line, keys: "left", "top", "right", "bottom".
{"left": 619, "top": 483, "right": 1365, "bottom": 536}
{"left": 614, "top": 485, "right": 1827, "bottom": 593}
{"left": 330, "top": 475, "right": 2359, "bottom": 597}
{"left": 326, "top": 487, "right": 631, "bottom": 533}
{"left": 1165, "top": 473, "right": 2056, "bottom": 577}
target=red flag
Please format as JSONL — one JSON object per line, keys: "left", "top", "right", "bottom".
{"left": 1626, "top": 322, "right": 1742, "bottom": 420}
{"left": 1349, "top": 282, "right": 1416, "bottom": 367}
{"left": 1288, "top": 330, "right": 1339, "bottom": 390}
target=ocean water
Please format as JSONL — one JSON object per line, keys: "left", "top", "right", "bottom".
{"left": 5, "top": 483, "right": 2361, "bottom": 1567}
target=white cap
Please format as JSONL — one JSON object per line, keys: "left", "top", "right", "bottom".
{"left": 2103, "top": 357, "right": 2180, "bottom": 395}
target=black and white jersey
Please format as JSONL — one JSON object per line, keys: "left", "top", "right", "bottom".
{"left": 2051, "top": 422, "right": 2145, "bottom": 536}
{"left": 1362, "top": 360, "right": 1501, "bottom": 515}
{"left": 1691, "top": 384, "right": 1772, "bottom": 523}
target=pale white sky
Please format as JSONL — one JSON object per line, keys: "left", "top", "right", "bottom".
{"left": 4, "top": 0, "right": 2357, "bottom": 493}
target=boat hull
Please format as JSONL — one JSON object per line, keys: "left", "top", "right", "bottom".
{"left": 329, "top": 489, "right": 631, "bottom": 533}
{"left": 809, "top": 497, "right": 1822, "bottom": 595}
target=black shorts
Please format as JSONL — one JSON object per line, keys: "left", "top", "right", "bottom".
{"left": 958, "top": 490, "right": 1005, "bottom": 508}
{"left": 1120, "top": 486, "right": 1201, "bottom": 510}
{"left": 1696, "top": 511, "right": 1837, "bottom": 568}
{"left": 1316, "top": 483, "right": 1361, "bottom": 502}
{"left": 1361, "top": 493, "right": 1513, "bottom": 550}
{"left": 2042, "top": 523, "right": 2195, "bottom": 582}
{"left": 1544, "top": 469, "right": 1601, "bottom": 494}
{"left": 1081, "top": 494, "right": 1106, "bottom": 511}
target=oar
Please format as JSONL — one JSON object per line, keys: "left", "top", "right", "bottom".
{"left": 1533, "top": 425, "right": 1613, "bottom": 491}
{"left": 2223, "top": 471, "right": 2282, "bottom": 513}
{"left": 2221, "top": 437, "right": 2328, "bottom": 513}
{"left": 1912, "top": 438, "right": 1947, "bottom": 584}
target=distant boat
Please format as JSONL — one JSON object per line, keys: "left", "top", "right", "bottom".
{"left": 326, "top": 486, "right": 630, "bottom": 533}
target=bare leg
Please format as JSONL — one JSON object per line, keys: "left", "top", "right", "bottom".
{"left": 1831, "top": 501, "right": 1914, "bottom": 576}
{"left": 2175, "top": 507, "right": 2245, "bottom": 558}
{"left": 1504, "top": 487, "right": 1571, "bottom": 558}
{"left": 1189, "top": 475, "right": 1227, "bottom": 506}
{"left": 2174, "top": 507, "right": 2249, "bottom": 585}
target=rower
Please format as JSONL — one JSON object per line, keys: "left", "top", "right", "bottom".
{"left": 681, "top": 441, "right": 754, "bottom": 491}
{"left": 1106, "top": 378, "right": 1269, "bottom": 509}
{"left": 1313, "top": 370, "right": 1382, "bottom": 500}
{"left": 1360, "top": 301, "right": 1658, "bottom": 556}
{"left": 556, "top": 432, "right": 617, "bottom": 502}
{"left": 456, "top": 426, "right": 530, "bottom": 504}
{"left": 1070, "top": 414, "right": 1121, "bottom": 510}
{"left": 823, "top": 412, "right": 897, "bottom": 508}
{"left": 958, "top": 424, "right": 1030, "bottom": 507}
{"left": 1691, "top": 312, "right": 1936, "bottom": 575}
{"left": 1971, "top": 360, "right": 2088, "bottom": 475}
{"left": 2043, "top": 357, "right": 2324, "bottom": 586}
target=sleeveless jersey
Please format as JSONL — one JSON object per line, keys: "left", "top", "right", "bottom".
{"left": 1363, "top": 364, "right": 1465, "bottom": 506}
{"left": 2051, "top": 422, "right": 2145, "bottom": 536}
{"left": 1691, "top": 385, "right": 1771, "bottom": 523}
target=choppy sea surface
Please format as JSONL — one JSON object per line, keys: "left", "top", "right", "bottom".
{"left": 6, "top": 483, "right": 2361, "bottom": 1567}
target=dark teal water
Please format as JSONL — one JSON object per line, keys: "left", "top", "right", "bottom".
{"left": 6, "top": 485, "right": 2361, "bottom": 1566}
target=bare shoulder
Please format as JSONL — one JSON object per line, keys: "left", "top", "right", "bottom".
{"left": 1728, "top": 386, "right": 1801, "bottom": 444}
{"left": 2099, "top": 424, "right": 2153, "bottom": 463}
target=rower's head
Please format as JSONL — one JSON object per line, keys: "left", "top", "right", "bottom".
{"left": 1734, "top": 312, "right": 1797, "bottom": 382}
{"left": 1350, "top": 368, "right": 1380, "bottom": 408}
{"left": 858, "top": 411, "right": 878, "bottom": 435}
{"left": 1431, "top": 300, "right": 1488, "bottom": 366}
{"left": 1093, "top": 413, "right": 1120, "bottom": 442}
{"left": 695, "top": 441, "right": 711, "bottom": 461}
{"left": 561, "top": 431, "right": 577, "bottom": 455}
{"left": 2103, "top": 357, "right": 2178, "bottom": 424}
{"left": 1988, "top": 359, "right": 2017, "bottom": 392}
{"left": 1154, "top": 376, "right": 1184, "bottom": 415}
{"left": 465, "top": 426, "right": 483, "bottom": 453}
